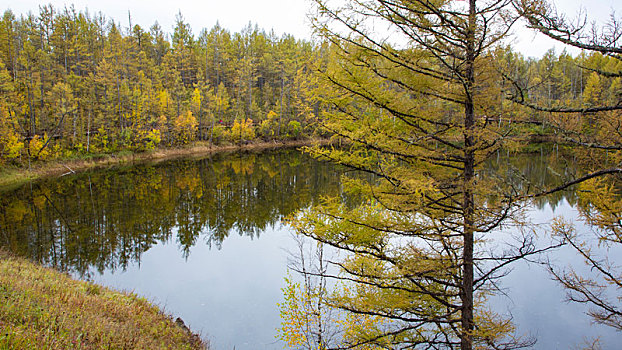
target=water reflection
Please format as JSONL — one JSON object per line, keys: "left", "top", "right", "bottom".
{"left": 0, "top": 146, "right": 618, "bottom": 349}
{"left": 0, "top": 150, "right": 344, "bottom": 277}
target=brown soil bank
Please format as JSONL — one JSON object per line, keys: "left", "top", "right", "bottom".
{"left": 0, "top": 139, "right": 330, "bottom": 190}
{"left": 0, "top": 249, "right": 207, "bottom": 349}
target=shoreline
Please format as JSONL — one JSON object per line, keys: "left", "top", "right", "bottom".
{"left": 0, "top": 138, "right": 331, "bottom": 191}
{"left": 0, "top": 139, "right": 332, "bottom": 348}
{"left": 0, "top": 249, "right": 207, "bottom": 349}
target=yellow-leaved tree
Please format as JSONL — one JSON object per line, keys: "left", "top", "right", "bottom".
{"left": 229, "top": 118, "right": 255, "bottom": 144}
{"left": 173, "top": 110, "right": 198, "bottom": 144}
{"left": 278, "top": 1, "right": 560, "bottom": 349}
{"left": 0, "top": 61, "right": 22, "bottom": 161}
{"left": 0, "top": 105, "right": 23, "bottom": 161}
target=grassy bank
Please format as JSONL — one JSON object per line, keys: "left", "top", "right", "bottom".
{"left": 0, "top": 249, "right": 206, "bottom": 349}
{"left": 0, "top": 139, "right": 330, "bottom": 191}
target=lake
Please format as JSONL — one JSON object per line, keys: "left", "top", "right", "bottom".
{"left": 0, "top": 148, "right": 619, "bottom": 349}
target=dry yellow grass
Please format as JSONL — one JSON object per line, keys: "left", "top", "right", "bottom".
{"left": 0, "top": 250, "right": 207, "bottom": 349}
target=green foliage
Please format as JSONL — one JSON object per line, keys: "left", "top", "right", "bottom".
{"left": 277, "top": 276, "right": 310, "bottom": 348}
{"left": 134, "top": 129, "right": 162, "bottom": 152}
{"left": 91, "top": 127, "right": 110, "bottom": 153}
{"left": 286, "top": 120, "right": 302, "bottom": 140}
{"left": 278, "top": 1, "right": 575, "bottom": 349}
{"left": 259, "top": 110, "right": 279, "bottom": 139}
{"left": 0, "top": 4, "right": 619, "bottom": 165}
{"left": 119, "top": 128, "right": 133, "bottom": 149}
{"left": 210, "top": 125, "right": 226, "bottom": 145}
{"left": 544, "top": 176, "right": 622, "bottom": 331}
{"left": 0, "top": 150, "right": 343, "bottom": 274}
{"left": 583, "top": 72, "right": 603, "bottom": 106}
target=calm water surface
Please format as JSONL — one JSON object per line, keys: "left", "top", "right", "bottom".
{"left": 0, "top": 148, "right": 619, "bottom": 349}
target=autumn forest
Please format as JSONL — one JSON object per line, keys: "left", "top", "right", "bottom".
{"left": 0, "top": 6, "right": 322, "bottom": 162}
{"left": 0, "top": 4, "right": 620, "bottom": 164}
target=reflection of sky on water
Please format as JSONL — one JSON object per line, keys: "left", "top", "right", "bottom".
{"left": 88, "top": 224, "right": 295, "bottom": 350}
{"left": 490, "top": 199, "right": 619, "bottom": 349}
{"left": 88, "top": 199, "right": 621, "bottom": 350}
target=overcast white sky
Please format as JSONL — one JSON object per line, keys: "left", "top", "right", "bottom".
{"left": 1, "top": 0, "right": 619, "bottom": 58}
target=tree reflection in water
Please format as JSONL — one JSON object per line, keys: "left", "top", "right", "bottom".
{"left": 0, "top": 146, "right": 595, "bottom": 279}
{"left": 1, "top": 146, "right": 620, "bottom": 348}
{"left": 0, "top": 150, "right": 348, "bottom": 277}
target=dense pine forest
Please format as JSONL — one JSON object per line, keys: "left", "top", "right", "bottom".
{"left": 0, "top": 5, "right": 620, "bottom": 164}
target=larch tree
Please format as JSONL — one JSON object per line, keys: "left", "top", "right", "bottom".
{"left": 282, "top": 0, "right": 560, "bottom": 349}
{"left": 0, "top": 60, "right": 21, "bottom": 159}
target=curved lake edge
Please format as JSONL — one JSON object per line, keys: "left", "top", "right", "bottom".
{"left": 0, "top": 145, "right": 347, "bottom": 349}
{"left": 0, "top": 138, "right": 332, "bottom": 191}
{"left": 0, "top": 140, "right": 330, "bottom": 349}
{"left": 0, "top": 248, "right": 208, "bottom": 349}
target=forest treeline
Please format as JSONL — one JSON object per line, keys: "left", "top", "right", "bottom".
{"left": 0, "top": 6, "right": 322, "bottom": 162}
{"left": 0, "top": 5, "right": 620, "bottom": 163}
